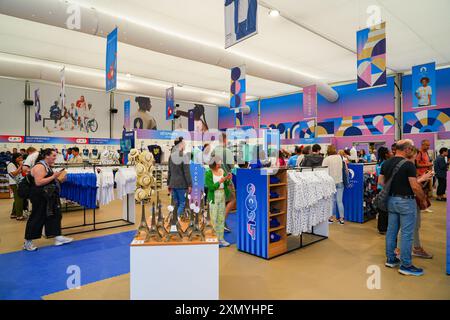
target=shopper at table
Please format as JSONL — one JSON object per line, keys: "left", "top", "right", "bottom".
{"left": 287, "top": 145, "right": 302, "bottom": 168}
{"left": 434, "top": 147, "right": 448, "bottom": 201}
{"left": 23, "top": 148, "right": 73, "bottom": 251}
{"left": 379, "top": 139, "right": 427, "bottom": 276}
{"left": 375, "top": 146, "right": 392, "bottom": 234}
{"left": 211, "top": 133, "right": 236, "bottom": 233}
{"left": 168, "top": 137, "right": 192, "bottom": 219}
{"left": 406, "top": 147, "right": 434, "bottom": 259}
{"left": 415, "top": 140, "right": 433, "bottom": 213}
{"left": 322, "top": 145, "right": 345, "bottom": 225}
{"left": 7, "top": 153, "right": 25, "bottom": 220}
{"left": 300, "top": 144, "right": 323, "bottom": 167}
{"left": 205, "top": 158, "right": 232, "bottom": 247}
{"left": 68, "top": 147, "right": 83, "bottom": 164}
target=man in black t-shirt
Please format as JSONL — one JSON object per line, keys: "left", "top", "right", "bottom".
{"left": 379, "top": 139, "right": 427, "bottom": 276}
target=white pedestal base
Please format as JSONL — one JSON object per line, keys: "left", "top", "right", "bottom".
{"left": 130, "top": 243, "right": 219, "bottom": 300}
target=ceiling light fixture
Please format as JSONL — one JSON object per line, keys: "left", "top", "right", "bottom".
{"left": 268, "top": 9, "right": 280, "bottom": 17}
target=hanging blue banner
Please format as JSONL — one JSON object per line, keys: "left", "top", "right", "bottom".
{"left": 124, "top": 100, "right": 130, "bottom": 130}
{"left": 225, "top": 0, "right": 258, "bottom": 48}
{"left": 412, "top": 62, "right": 436, "bottom": 108}
{"left": 106, "top": 27, "right": 118, "bottom": 92}
{"left": 188, "top": 109, "right": 195, "bottom": 132}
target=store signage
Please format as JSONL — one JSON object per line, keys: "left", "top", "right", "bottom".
{"left": 245, "top": 183, "right": 257, "bottom": 240}
{"left": 22, "top": 136, "right": 118, "bottom": 145}
{"left": 412, "top": 62, "right": 436, "bottom": 108}
{"left": 188, "top": 109, "right": 195, "bottom": 131}
{"left": 190, "top": 163, "right": 205, "bottom": 208}
{"left": 106, "top": 27, "right": 118, "bottom": 92}
{"left": 357, "top": 22, "right": 386, "bottom": 90}
{"left": 89, "top": 138, "right": 120, "bottom": 145}
{"left": 303, "top": 85, "right": 317, "bottom": 119}
{"left": 124, "top": 100, "right": 131, "bottom": 130}
{"left": 166, "top": 87, "right": 175, "bottom": 120}
{"left": 230, "top": 65, "right": 246, "bottom": 109}
{"left": 0, "top": 135, "right": 24, "bottom": 143}
{"left": 225, "top": 0, "right": 258, "bottom": 49}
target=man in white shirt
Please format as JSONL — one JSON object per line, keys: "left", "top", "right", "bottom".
{"left": 416, "top": 77, "right": 433, "bottom": 107}
{"left": 23, "top": 147, "right": 39, "bottom": 173}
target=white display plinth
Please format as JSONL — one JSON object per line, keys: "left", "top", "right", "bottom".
{"left": 130, "top": 242, "right": 219, "bottom": 300}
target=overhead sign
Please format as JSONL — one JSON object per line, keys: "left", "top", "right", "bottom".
{"left": 230, "top": 65, "right": 246, "bottom": 109}
{"left": 357, "top": 22, "right": 386, "bottom": 90}
{"left": 166, "top": 87, "right": 175, "bottom": 120}
{"left": 0, "top": 135, "right": 24, "bottom": 143}
{"left": 303, "top": 85, "right": 317, "bottom": 119}
{"left": 124, "top": 100, "right": 131, "bottom": 130}
{"left": 225, "top": 0, "right": 258, "bottom": 49}
{"left": 106, "top": 27, "right": 118, "bottom": 92}
{"left": 412, "top": 62, "right": 436, "bottom": 108}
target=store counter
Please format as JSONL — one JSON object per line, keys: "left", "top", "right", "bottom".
{"left": 130, "top": 237, "right": 219, "bottom": 300}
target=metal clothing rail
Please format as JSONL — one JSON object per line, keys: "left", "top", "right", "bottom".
{"left": 54, "top": 163, "right": 135, "bottom": 236}
{"left": 278, "top": 166, "right": 329, "bottom": 258}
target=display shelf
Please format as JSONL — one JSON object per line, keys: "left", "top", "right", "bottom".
{"left": 269, "top": 183, "right": 287, "bottom": 187}
{"left": 269, "top": 211, "right": 285, "bottom": 218}
{"left": 269, "top": 197, "right": 286, "bottom": 202}
{"left": 269, "top": 225, "right": 285, "bottom": 232}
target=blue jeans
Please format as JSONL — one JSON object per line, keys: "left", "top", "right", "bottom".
{"left": 386, "top": 197, "right": 417, "bottom": 267}
{"left": 334, "top": 183, "right": 345, "bottom": 220}
{"left": 172, "top": 188, "right": 187, "bottom": 216}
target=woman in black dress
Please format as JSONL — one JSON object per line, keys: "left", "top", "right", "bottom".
{"left": 23, "top": 148, "right": 73, "bottom": 251}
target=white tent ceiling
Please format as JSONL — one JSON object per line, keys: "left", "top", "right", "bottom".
{"left": 0, "top": 0, "right": 449, "bottom": 105}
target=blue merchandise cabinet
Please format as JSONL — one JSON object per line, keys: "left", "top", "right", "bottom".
{"left": 236, "top": 168, "right": 288, "bottom": 259}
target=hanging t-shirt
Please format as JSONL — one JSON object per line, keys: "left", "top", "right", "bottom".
{"left": 148, "top": 145, "right": 162, "bottom": 164}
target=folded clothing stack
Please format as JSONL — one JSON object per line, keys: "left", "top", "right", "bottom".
{"left": 270, "top": 232, "right": 281, "bottom": 243}
{"left": 270, "top": 176, "right": 281, "bottom": 184}
{"left": 270, "top": 191, "right": 280, "bottom": 199}
{"left": 270, "top": 207, "right": 281, "bottom": 213}
{"left": 270, "top": 218, "right": 280, "bottom": 228}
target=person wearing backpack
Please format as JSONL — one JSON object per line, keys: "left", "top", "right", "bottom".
{"left": 7, "top": 153, "right": 25, "bottom": 220}
{"left": 23, "top": 148, "right": 73, "bottom": 252}
{"left": 378, "top": 139, "right": 428, "bottom": 276}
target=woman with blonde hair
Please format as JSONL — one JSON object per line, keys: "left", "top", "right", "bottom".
{"left": 323, "top": 145, "right": 346, "bottom": 225}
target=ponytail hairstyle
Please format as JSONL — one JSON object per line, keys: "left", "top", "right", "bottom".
{"left": 36, "top": 148, "right": 56, "bottom": 163}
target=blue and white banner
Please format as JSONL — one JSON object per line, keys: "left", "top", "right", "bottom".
{"left": 188, "top": 109, "right": 195, "bottom": 132}
{"left": 124, "top": 100, "right": 130, "bottom": 130}
{"left": 166, "top": 87, "right": 175, "bottom": 120}
{"left": 89, "top": 138, "right": 120, "bottom": 145}
{"left": 190, "top": 163, "right": 205, "bottom": 208}
{"left": 225, "top": 0, "right": 258, "bottom": 48}
{"left": 106, "top": 28, "right": 118, "bottom": 92}
{"left": 412, "top": 62, "right": 436, "bottom": 108}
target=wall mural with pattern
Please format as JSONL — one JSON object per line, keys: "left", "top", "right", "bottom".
{"left": 218, "top": 67, "right": 450, "bottom": 141}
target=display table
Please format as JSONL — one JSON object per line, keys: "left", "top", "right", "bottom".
{"left": 130, "top": 237, "right": 219, "bottom": 300}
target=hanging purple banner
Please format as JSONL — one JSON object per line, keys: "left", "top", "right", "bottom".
{"left": 303, "top": 85, "right": 317, "bottom": 119}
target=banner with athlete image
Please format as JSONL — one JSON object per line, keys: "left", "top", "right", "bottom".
{"left": 166, "top": 87, "right": 175, "bottom": 120}
{"left": 225, "top": 0, "right": 258, "bottom": 48}
{"left": 412, "top": 62, "right": 436, "bottom": 108}
{"left": 106, "top": 27, "right": 118, "bottom": 92}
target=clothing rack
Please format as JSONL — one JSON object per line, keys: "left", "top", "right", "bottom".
{"left": 54, "top": 163, "right": 134, "bottom": 236}
{"left": 282, "top": 166, "right": 329, "bottom": 257}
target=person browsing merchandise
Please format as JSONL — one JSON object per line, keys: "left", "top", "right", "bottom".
{"left": 379, "top": 139, "right": 427, "bottom": 276}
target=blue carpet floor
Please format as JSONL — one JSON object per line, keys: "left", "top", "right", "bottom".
{"left": 0, "top": 214, "right": 237, "bottom": 300}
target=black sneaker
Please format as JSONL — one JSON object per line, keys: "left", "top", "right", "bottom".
{"left": 385, "top": 257, "right": 401, "bottom": 268}
{"left": 398, "top": 265, "right": 424, "bottom": 276}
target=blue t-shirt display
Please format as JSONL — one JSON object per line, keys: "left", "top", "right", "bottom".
{"left": 60, "top": 172, "right": 97, "bottom": 209}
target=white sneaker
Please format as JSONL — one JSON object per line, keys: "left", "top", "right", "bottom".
{"left": 23, "top": 240, "right": 38, "bottom": 251}
{"left": 424, "top": 208, "right": 433, "bottom": 213}
{"left": 54, "top": 236, "right": 73, "bottom": 246}
{"left": 220, "top": 240, "right": 230, "bottom": 247}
